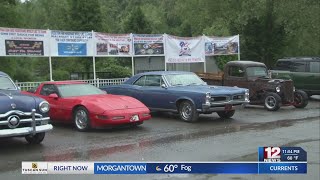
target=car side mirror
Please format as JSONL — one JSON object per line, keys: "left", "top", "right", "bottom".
{"left": 49, "top": 93, "right": 59, "bottom": 99}
{"left": 161, "top": 84, "right": 167, "bottom": 89}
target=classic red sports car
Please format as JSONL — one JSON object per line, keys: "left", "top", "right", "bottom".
{"left": 23, "top": 81, "right": 151, "bottom": 131}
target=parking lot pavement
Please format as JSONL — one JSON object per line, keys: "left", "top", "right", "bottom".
{"left": 0, "top": 97, "right": 319, "bottom": 179}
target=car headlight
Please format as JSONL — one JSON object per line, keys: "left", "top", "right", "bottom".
{"left": 205, "top": 92, "right": 211, "bottom": 105}
{"left": 245, "top": 89, "right": 250, "bottom": 101}
{"left": 39, "top": 101, "right": 50, "bottom": 113}
{"left": 276, "top": 86, "right": 281, "bottom": 93}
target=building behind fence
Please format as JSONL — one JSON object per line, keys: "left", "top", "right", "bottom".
{"left": 16, "top": 78, "right": 128, "bottom": 91}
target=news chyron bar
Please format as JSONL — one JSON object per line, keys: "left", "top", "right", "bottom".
{"left": 22, "top": 147, "right": 307, "bottom": 174}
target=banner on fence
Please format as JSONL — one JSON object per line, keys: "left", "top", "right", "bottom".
{"left": 205, "top": 35, "right": 239, "bottom": 56}
{"left": 133, "top": 34, "right": 164, "bottom": 56}
{"left": 165, "top": 35, "right": 205, "bottom": 63}
{"left": 50, "top": 30, "right": 93, "bottom": 56}
{"left": 95, "top": 33, "right": 132, "bottom": 56}
{"left": 0, "top": 27, "right": 50, "bottom": 56}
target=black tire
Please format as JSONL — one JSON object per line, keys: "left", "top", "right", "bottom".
{"left": 264, "top": 92, "right": 281, "bottom": 111}
{"left": 217, "top": 110, "right": 235, "bottom": 118}
{"left": 294, "top": 90, "right": 308, "bottom": 108}
{"left": 132, "top": 122, "right": 144, "bottom": 127}
{"left": 73, "top": 106, "right": 91, "bottom": 131}
{"left": 25, "top": 132, "right": 45, "bottom": 144}
{"left": 178, "top": 100, "right": 199, "bottom": 122}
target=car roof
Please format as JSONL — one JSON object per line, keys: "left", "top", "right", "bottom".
{"left": 43, "top": 81, "right": 87, "bottom": 85}
{"left": 124, "top": 71, "right": 196, "bottom": 84}
{"left": 278, "top": 57, "right": 320, "bottom": 62}
{"left": 0, "top": 71, "right": 9, "bottom": 77}
{"left": 227, "top": 60, "right": 266, "bottom": 67}
{"left": 138, "top": 71, "right": 194, "bottom": 76}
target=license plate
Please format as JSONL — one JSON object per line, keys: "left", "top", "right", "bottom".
{"left": 130, "top": 115, "right": 139, "bottom": 122}
{"left": 225, "top": 104, "right": 232, "bottom": 111}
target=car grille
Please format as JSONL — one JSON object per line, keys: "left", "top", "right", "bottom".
{"left": 283, "top": 81, "right": 294, "bottom": 102}
{"left": 211, "top": 94, "right": 245, "bottom": 103}
{"left": 0, "top": 111, "right": 42, "bottom": 130}
{"left": 211, "top": 96, "right": 228, "bottom": 103}
{"left": 232, "top": 94, "right": 244, "bottom": 101}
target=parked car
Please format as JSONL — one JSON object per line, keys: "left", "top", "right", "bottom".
{"left": 0, "top": 71, "right": 52, "bottom": 144}
{"left": 270, "top": 57, "right": 320, "bottom": 96}
{"left": 23, "top": 81, "right": 151, "bottom": 131}
{"left": 101, "top": 71, "right": 250, "bottom": 122}
{"left": 197, "top": 61, "right": 308, "bottom": 111}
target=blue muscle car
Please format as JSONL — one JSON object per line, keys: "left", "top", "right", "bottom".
{"left": 101, "top": 71, "right": 250, "bottom": 122}
{"left": 0, "top": 71, "right": 52, "bottom": 144}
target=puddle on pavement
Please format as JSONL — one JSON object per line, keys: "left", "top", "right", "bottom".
{"left": 0, "top": 116, "right": 318, "bottom": 173}
{"left": 43, "top": 117, "right": 318, "bottom": 160}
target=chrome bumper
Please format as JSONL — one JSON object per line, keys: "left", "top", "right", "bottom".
{"left": 0, "top": 109, "right": 52, "bottom": 138}
{"left": 0, "top": 124, "right": 53, "bottom": 138}
{"left": 200, "top": 100, "right": 250, "bottom": 112}
{"left": 0, "top": 117, "right": 50, "bottom": 125}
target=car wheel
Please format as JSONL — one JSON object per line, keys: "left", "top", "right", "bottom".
{"left": 264, "top": 92, "right": 281, "bottom": 111}
{"left": 217, "top": 110, "right": 235, "bottom": 118}
{"left": 132, "top": 122, "right": 144, "bottom": 127}
{"left": 293, "top": 90, "right": 308, "bottom": 108}
{"left": 25, "top": 132, "right": 45, "bottom": 144}
{"left": 74, "top": 106, "right": 91, "bottom": 131}
{"left": 178, "top": 100, "right": 199, "bottom": 122}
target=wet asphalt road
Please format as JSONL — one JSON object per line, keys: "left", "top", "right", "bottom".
{"left": 0, "top": 96, "right": 319, "bottom": 180}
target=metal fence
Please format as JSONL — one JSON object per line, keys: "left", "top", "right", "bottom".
{"left": 16, "top": 78, "right": 128, "bottom": 91}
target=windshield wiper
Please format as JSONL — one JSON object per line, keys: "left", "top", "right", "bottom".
{"left": 257, "top": 75, "right": 269, "bottom": 79}
{"left": 0, "top": 88, "right": 15, "bottom": 90}
{"left": 187, "top": 83, "right": 201, "bottom": 86}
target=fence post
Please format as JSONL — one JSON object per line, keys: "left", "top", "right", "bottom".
{"left": 97, "top": 78, "right": 100, "bottom": 88}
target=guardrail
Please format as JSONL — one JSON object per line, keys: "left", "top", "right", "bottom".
{"left": 16, "top": 78, "right": 128, "bottom": 90}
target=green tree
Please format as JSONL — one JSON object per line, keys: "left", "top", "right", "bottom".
{"left": 229, "top": 0, "right": 286, "bottom": 67}
{"left": 0, "top": 0, "right": 20, "bottom": 27}
{"left": 69, "top": 0, "right": 102, "bottom": 31}
{"left": 0, "top": 0, "right": 21, "bottom": 78}
{"left": 122, "top": 7, "right": 151, "bottom": 33}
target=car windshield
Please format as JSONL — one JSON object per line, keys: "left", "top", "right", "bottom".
{"left": 0, "top": 76, "right": 17, "bottom": 90}
{"left": 165, "top": 73, "right": 206, "bottom": 86}
{"left": 246, "top": 66, "right": 268, "bottom": 77}
{"left": 57, "top": 84, "right": 104, "bottom": 97}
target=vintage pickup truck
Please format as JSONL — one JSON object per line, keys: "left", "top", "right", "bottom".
{"left": 197, "top": 61, "right": 308, "bottom": 111}
{"left": 0, "top": 71, "right": 52, "bottom": 144}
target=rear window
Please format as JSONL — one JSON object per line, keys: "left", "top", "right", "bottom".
{"left": 310, "top": 61, "right": 320, "bottom": 73}
{"left": 274, "top": 61, "right": 292, "bottom": 70}
{"left": 228, "top": 66, "right": 244, "bottom": 77}
{"left": 275, "top": 60, "right": 307, "bottom": 72}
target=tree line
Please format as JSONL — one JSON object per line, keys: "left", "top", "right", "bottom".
{"left": 0, "top": 0, "right": 319, "bottom": 81}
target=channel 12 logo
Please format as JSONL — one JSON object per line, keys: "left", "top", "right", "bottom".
{"left": 264, "top": 147, "right": 281, "bottom": 162}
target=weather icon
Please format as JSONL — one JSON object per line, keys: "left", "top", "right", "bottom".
{"left": 156, "top": 166, "right": 162, "bottom": 171}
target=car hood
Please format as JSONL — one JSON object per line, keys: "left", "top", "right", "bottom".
{"left": 0, "top": 90, "right": 37, "bottom": 114}
{"left": 169, "top": 85, "right": 247, "bottom": 96}
{"left": 68, "top": 94, "right": 147, "bottom": 110}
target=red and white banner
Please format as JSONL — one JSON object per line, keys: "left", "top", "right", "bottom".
{"left": 95, "top": 33, "right": 132, "bottom": 56}
{"left": 165, "top": 35, "right": 205, "bottom": 63}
